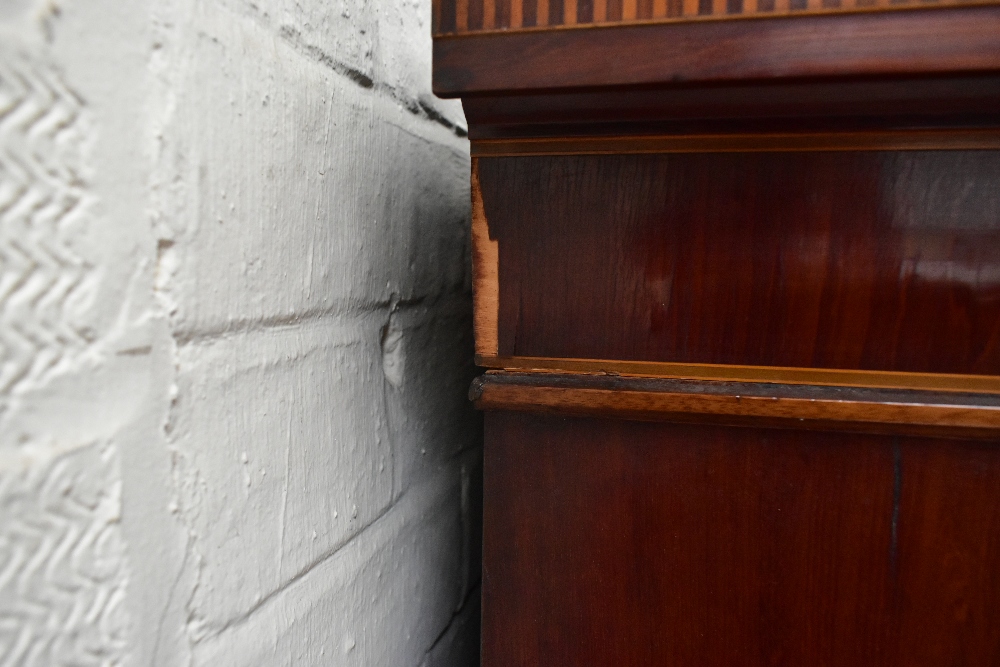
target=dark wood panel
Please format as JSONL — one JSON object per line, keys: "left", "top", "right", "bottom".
{"left": 479, "top": 151, "right": 1000, "bottom": 374}
{"left": 470, "top": 371, "right": 1000, "bottom": 438}
{"left": 433, "top": 0, "right": 999, "bottom": 34}
{"left": 461, "top": 76, "right": 1000, "bottom": 141}
{"left": 433, "top": 6, "right": 1000, "bottom": 96}
{"left": 482, "top": 412, "right": 1000, "bottom": 666}
{"left": 471, "top": 129, "right": 1000, "bottom": 156}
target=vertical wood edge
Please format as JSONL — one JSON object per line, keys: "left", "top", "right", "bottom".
{"left": 471, "top": 159, "right": 500, "bottom": 357}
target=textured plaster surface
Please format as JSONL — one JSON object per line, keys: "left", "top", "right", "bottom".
{"left": 0, "top": 0, "right": 478, "bottom": 665}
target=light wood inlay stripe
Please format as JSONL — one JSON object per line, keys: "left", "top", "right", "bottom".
{"left": 475, "top": 356, "right": 1000, "bottom": 394}
{"left": 471, "top": 372, "right": 1000, "bottom": 438}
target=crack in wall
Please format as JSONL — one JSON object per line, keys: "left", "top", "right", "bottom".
{"left": 274, "top": 23, "right": 467, "bottom": 137}
{"left": 169, "top": 290, "right": 468, "bottom": 348}
{"left": 230, "top": 2, "right": 467, "bottom": 138}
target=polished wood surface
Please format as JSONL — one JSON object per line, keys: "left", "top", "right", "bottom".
{"left": 471, "top": 129, "right": 1000, "bottom": 156}
{"left": 478, "top": 150, "right": 1000, "bottom": 374}
{"left": 476, "top": 356, "right": 1000, "bottom": 393}
{"left": 463, "top": 76, "right": 1000, "bottom": 141}
{"left": 433, "top": 6, "right": 1000, "bottom": 96}
{"left": 440, "top": 5, "right": 1000, "bottom": 663}
{"left": 471, "top": 372, "right": 1000, "bottom": 438}
{"left": 483, "top": 412, "right": 1000, "bottom": 666}
{"left": 434, "top": 0, "right": 997, "bottom": 33}
{"left": 462, "top": 76, "right": 1000, "bottom": 142}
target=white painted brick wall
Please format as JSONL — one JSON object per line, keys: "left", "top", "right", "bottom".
{"left": 0, "top": 0, "right": 479, "bottom": 665}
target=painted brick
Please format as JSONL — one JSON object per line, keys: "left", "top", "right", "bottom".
{"left": 171, "top": 315, "right": 395, "bottom": 630}
{"left": 216, "top": 0, "right": 467, "bottom": 130}
{"left": 158, "top": 4, "right": 471, "bottom": 338}
{"left": 0, "top": 0, "right": 479, "bottom": 664}
{"left": 188, "top": 460, "right": 471, "bottom": 666}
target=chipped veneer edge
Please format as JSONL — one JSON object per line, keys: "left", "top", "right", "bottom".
{"left": 471, "top": 158, "right": 500, "bottom": 357}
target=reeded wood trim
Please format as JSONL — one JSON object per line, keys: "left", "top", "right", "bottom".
{"left": 471, "top": 372, "right": 1000, "bottom": 438}
{"left": 433, "top": 5, "right": 1000, "bottom": 96}
{"left": 471, "top": 129, "right": 1000, "bottom": 156}
{"left": 475, "top": 355, "right": 1000, "bottom": 394}
{"left": 471, "top": 159, "right": 500, "bottom": 357}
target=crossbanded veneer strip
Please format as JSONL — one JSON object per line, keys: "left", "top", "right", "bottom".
{"left": 434, "top": 0, "right": 998, "bottom": 33}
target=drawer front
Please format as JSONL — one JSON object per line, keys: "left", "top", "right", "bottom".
{"left": 477, "top": 150, "right": 1000, "bottom": 375}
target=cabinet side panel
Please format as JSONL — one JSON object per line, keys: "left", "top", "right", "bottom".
{"left": 481, "top": 412, "right": 1000, "bottom": 666}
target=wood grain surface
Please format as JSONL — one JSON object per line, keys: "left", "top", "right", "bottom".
{"left": 461, "top": 75, "right": 1000, "bottom": 141}
{"left": 471, "top": 161, "right": 499, "bottom": 357}
{"left": 471, "top": 129, "right": 1000, "bottom": 156}
{"left": 483, "top": 412, "right": 1000, "bottom": 666}
{"left": 475, "top": 356, "right": 1000, "bottom": 393}
{"left": 434, "top": 0, "right": 998, "bottom": 33}
{"left": 478, "top": 150, "right": 1000, "bottom": 375}
{"left": 471, "top": 371, "right": 1000, "bottom": 438}
{"left": 433, "top": 5, "right": 1000, "bottom": 96}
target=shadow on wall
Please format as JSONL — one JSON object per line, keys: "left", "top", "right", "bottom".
{"left": 383, "top": 289, "right": 484, "bottom": 667}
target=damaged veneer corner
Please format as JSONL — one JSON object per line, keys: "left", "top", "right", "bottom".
{"left": 471, "top": 158, "right": 499, "bottom": 359}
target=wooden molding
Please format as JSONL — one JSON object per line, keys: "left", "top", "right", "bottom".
{"left": 471, "top": 129, "right": 1000, "bottom": 156}
{"left": 461, "top": 75, "right": 1000, "bottom": 142}
{"left": 471, "top": 371, "right": 1000, "bottom": 438}
{"left": 434, "top": 5, "right": 1000, "bottom": 96}
{"left": 434, "top": 0, "right": 1000, "bottom": 35}
{"left": 475, "top": 355, "right": 1000, "bottom": 394}
{"left": 471, "top": 159, "right": 500, "bottom": 357}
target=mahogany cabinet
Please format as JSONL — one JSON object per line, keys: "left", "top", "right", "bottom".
{"left": 432, "top": 3, "right": 1000, "bottom": 664}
